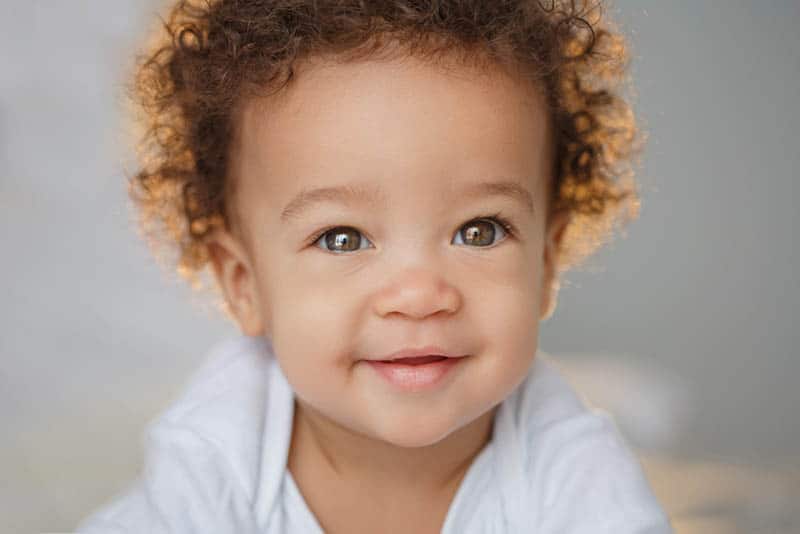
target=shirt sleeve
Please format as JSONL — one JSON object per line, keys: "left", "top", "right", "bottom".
{"left": 536, "top": 412, "right": 674, "bottom": 534}
{"left": 75, "top": 422, "right": 260, "bottom": 534}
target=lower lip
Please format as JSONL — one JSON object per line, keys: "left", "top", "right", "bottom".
{"left": 366, "top": 357, "right": 464, "bottom": 392}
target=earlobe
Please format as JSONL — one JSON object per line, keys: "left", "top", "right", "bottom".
{"left": 539, "top": 210, "right": 571, "bottom": 322}
{"left": 540, "top": 278, "right": 560, "bottom": 322}
{"left": 205, "top": 229, "right": 266, "bottom": 336}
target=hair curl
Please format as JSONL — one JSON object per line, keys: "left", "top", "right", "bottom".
{"left": 128, "top": 0, "right": 643, "bottom": 290}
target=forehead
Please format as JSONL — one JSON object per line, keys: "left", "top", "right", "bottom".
{"left": 229, "top": 52, "right": 552, "bottom": 226}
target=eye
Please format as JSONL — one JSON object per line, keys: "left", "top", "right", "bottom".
{"left": 452, "top": 216, "right": 513, "bottom": 247}
{"left": 310, "top": 215, "right": 515, "bottom": 253}
{"left": 312, "top": 226, "right": 373, "bottom": 253}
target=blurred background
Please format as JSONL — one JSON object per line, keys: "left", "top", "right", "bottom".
{"left": 1, "top": 1, "right": 797, "bottom": 532}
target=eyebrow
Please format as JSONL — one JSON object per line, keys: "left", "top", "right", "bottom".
{"left": 279, "top": 179, "right": 535, "bottom": 223}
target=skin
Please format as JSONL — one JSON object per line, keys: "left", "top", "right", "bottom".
{"left": 207, "top": 51, "right": 570, "bottom": 533}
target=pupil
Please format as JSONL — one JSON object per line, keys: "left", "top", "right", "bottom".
{"left": 464, "top": 221, "right": 494, "bottom": 246}
{"left": 327, "top": 228, "right": 359, "bottom": 251}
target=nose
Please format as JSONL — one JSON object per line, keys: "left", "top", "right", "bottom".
{"left": 372, "top": 267, "right": 462, "bottom": 320}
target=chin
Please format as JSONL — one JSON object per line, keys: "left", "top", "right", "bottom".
{"left": 370, "top": 414, "right": 461, "bottom": 449}
{"left": 381, "top": 431, "right": 453, "bottom": 449}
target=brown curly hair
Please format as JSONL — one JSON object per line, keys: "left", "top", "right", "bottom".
{"left": 128, "top": 0, "right": 642, "bottom": 290}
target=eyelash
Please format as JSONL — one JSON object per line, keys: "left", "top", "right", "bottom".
{"left": 305, "top": 212, "right": 517, "bottom": 250}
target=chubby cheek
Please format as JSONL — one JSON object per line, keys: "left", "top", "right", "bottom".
{"left": 467, "top": 262, "right": 543, "bottom": 401}
{"left": 260, "top": 260, "right": 363, "bottom": 404}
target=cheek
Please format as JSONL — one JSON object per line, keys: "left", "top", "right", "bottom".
{"left": 462, "top": 250, "right": 544, "bottom": 392}
{"left": 473, "top": 270, "right": 541, "bottom": 358}
{"left": 262, "top": 260, "right": 363, "bottom": 394}
{"left": 461, "top": 240, "right": 544, "bottom": 331}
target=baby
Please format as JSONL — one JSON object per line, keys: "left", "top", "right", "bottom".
{"left": 79, "top": 0, "right": 672, "bottom": 532}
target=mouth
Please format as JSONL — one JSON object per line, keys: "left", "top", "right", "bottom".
{"left": 372, "top": 345, "right": 465, "bottom": 362}
{"left": 365, "top": 353, "right": 466, "bottom": 391}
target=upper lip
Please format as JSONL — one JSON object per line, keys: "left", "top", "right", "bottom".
{"left": 370, "top": 346, "right": 465, "bottom": 361}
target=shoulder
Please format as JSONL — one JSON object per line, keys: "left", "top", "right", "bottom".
{"left": 507, "top": 352, "right": 673, "bottom": 533}
{"left": 148, "top": 335, "right": 276, "bottom": 492}
{"left": 77, "top": 335, "right": 280, "bottom": 533}
{"left": 159, "top": 334, "right": 275, "bottom": 424}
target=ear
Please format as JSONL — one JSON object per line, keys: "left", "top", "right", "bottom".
{"left": 205, "top": 229, "right": 267, "bottom": 337}
{"left": 539, "top": 209, "right": 571, "bottom": 322}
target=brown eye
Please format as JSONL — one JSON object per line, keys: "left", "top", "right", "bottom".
{"left": 453, "top": 218, "right": 508, "bottom": 247}
{"left": 316, "top": 226, "right": 370, "bottom": 253}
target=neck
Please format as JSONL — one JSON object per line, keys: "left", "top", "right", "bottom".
{"left": 288, "top": 398, "right": 497, "bottom": 495}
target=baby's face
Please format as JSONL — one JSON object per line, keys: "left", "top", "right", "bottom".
{"left": 212, "top": 53, "right": 566, "bottom": 447}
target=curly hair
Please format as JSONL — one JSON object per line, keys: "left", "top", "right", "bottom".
{"left": 128, "top": 0, "right": 642, "bottom": 290}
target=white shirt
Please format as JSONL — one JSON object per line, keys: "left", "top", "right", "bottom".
{"left": 76, "top": 335, "right": 673, "bottom": 533}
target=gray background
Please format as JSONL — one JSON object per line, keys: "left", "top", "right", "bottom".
{"left": 1, "top": 1, "right": 798, "bottom": 532}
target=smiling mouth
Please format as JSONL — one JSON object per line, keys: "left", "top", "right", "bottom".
{"left": 366, "top": 355, "right": 464, "bottom": 391}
